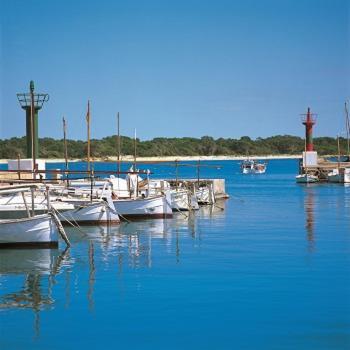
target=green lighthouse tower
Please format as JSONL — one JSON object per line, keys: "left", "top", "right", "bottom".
{"left": 17, "top": 81, "right": 49, "bottom": 159}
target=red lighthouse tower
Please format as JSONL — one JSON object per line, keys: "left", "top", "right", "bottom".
{"left": 302, "top": 107, "right": 316, "bottom": 151}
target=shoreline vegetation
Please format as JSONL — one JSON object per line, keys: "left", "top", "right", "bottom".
{"left": 0, "top": 135, "right": 346, "bottom": 162}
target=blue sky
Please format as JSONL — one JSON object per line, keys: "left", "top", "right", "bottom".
{"left": 0, "top": 0, "right": 349, "bottom": 141}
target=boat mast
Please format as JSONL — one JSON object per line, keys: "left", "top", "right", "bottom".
{"left": 30, "top": 81, "right": 36, "bottom": 175}
{"left": 86, "top": 100, "right": 91, "bottom": 172}
{"left": 337, "top": 135, "right": 341, "bottom": 169}
{"left": 133, "top": 128, "right": 137, "bottom": 171}
{"left": 345, "top": 102, "right": 350, "bottom": 158}
{"left": 117, "top": 112, "right": 121, "bottom": 174}
{"left": 197, "top": 159, "right": 200, "bottom": 185}
{"left": 63, "top": 117, "right": 69, "bottom": 183}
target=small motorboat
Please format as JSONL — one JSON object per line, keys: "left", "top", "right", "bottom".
{"left": 295, "top": 174, "right": 319, "bottom": 183}
{"left": 240, "top": 159, "right": 267, "bottom": 174}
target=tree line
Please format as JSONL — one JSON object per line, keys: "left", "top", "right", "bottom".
{"left": 0, "top": 135, "right": 347, "bottom": 159}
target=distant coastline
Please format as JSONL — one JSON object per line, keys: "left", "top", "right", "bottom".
{"left": 0, "top": 154, "right": 303, "bottom": 164}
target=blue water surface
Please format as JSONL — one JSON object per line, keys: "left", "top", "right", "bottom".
{"left": 0, "top": 159, "right": 349, "bottom": 349}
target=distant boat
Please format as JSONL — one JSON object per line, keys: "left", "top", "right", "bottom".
{"left": 240, "top": 159, "right": 267, "bottom": 174}
{"left": 295, "top": 174, "right": 319, "bottom": 183}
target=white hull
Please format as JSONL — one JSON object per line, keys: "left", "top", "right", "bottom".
{"left": 113, "top": 195, "right": 173, "bottom": 219}
{"left": 171, "top": 190, "right": 190, "bottom": 211}
{"left": 58, "top": 202, "right": 120, "bottom": 225}
{"left": 0, "top": 201, "right": 74, "bottom": 220}
{"left": 196, "top": 186, "right": 215, "bottom": 205}
{"left": 0, "top": 214, "right": 59, "bottom": 248}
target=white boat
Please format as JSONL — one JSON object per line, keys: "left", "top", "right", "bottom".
{"left": 0, "top": 200, "right": 74, "bottom": 220}
{"left": 113, "top": 194, "right": 173, "bottom": 220}
{"left": 0, "top": 185, "right": 120, "bottom": 225}
{"left": 241, "top": 159, "right": 267, "bottom": 174}
{"left": 296, "top": 174, "right": 319, "bottom": 183}
{"left": 0, "top": 185, "right": 70, "bottom": 248}
{"left": 0, "top": 213, "right": 59, "bottom": 248}
{"left": 328, "top": 168, "right": 350, "bottom": 183}
{"left": 171, "top": 189, "right": 191, "bottom": 211}
{"left": 141, "top": 179, "right": 199, "bottom": 212}
{"left": 196, "top": 185, "right": 215, "bottom": 205}
{"left": 58, "top": 201, "right": 120, "bottom": 225}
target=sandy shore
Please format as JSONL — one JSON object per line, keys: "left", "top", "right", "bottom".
{"left": 0, "top": 154, "right": 303, "bottom": 164}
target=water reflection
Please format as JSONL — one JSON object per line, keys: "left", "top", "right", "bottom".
{"left": 0, "top": 248, "right": 70, "bottom": 337}
{"left": 304, "top": 188, "right": 315, "bottom": 252}
{"left": 0, "top": 206, "right": 220, "bottom": 323}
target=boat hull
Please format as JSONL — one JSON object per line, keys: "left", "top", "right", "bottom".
{"left": 296, "top": 174, "right": 319, "bottom": 183}
{"left": 113, "top": 195, "right": 173, "bottom": 220}
{"left": 328, "top": 168, "right": 350, "bottom": 183}
{"left": 0, "top": 214, "right": 59, "bottom": 248}
{"left": 59, "top": 202, "right": 120, "bottom": 225}
{"left": 171, "top": 190, "right": 190, "bottom": 211}
{"left": 196, "top": 186, "right": 215, "bottom": 205}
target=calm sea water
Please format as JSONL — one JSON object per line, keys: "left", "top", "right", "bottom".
{"left": 0, "top": 159, "right": 349, "bottom": 349}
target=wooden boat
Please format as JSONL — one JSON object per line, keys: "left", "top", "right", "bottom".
{"left": 58, "top": 201, "right": 120, "bottom": 225}
{"left": 240, "top": 159, "right": 267, "bottom": 174}
{"left": 139, "top": 179, "right": 199, "bottom": 212}
{"left": 113, "top": 194, "right": 173, "bottom": 220}
{"left": 0, "top": 200, "right": 74, "bottom": 220}
{"left": 196, "top": 185, "right": 215, "bottom": 205}
{"left": 0, "top": 185, "right": 70, "bottom": 248}
{"left": 171, "top": 189, "right": 191, "bottom": 211}
{"left": 295, "top": 174, "right": 319, "bottom": 183}
{"left": 0, "top": 214, "right": 59, "bottom": 248}
{"left": 0, "top": 185, "right": 120, "bottom": 225}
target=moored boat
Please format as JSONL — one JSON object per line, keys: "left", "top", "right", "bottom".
{"left": 295, "top": 174, "right": 319, "bottom": 183}
{"left": 57, "top": 201, "right": 120, "bottom": 225}
{"left": 196, "top": 185, "right": 215, "bottom": 205}
{"left": 171, "top": 189, "right": 191, "bottom": 211}
{"left": 327, "top": 168, "right": 350, "bottom": 183}
{"left": 113, "top": 194, "right": 173, "bottom": 220}
{"left": 0, "top": 185, "right": 70, "bottom": 248}
{"left": 0, "top": 214, "right": 59, "bottom": 248}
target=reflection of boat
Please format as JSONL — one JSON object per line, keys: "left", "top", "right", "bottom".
{"left": 0, "top": 249, "right": 57, "bottom": 274}
{"left": 296, "top": 174, "right": 319, "bottom": 183}
{"left": 304, "top": 188, "right": 315, "bottom": 252}
{"left": 240, "top": 159, "right": 267, "bottom": 174}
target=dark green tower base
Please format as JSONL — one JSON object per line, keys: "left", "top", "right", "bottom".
{"left": 25, "top": 107, "right": 40, "bottom": 159}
